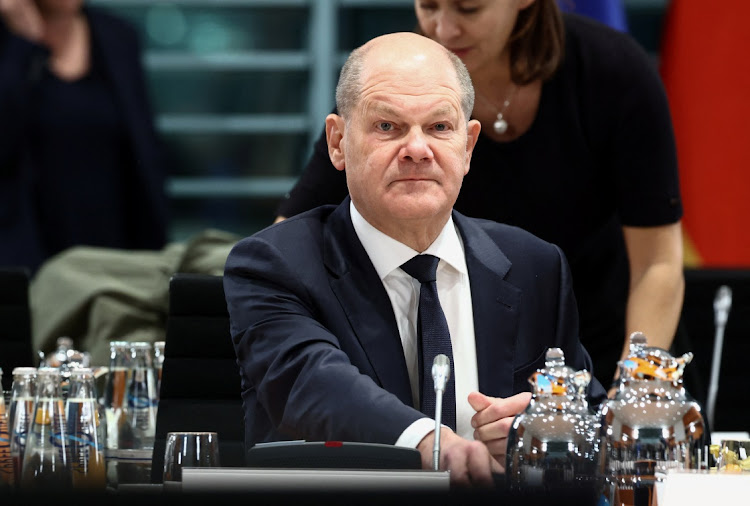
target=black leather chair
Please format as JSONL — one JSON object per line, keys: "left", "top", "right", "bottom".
{"left": 150, "top": 273, "right": 244, "bottom": 483}
{"left": 678, "top": 268, "right": 750, "bottom": 433}
{"left": 0, "top": 267, "right": 36, "bottom": 391}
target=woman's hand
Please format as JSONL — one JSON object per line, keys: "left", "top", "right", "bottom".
{"left": 0, "top": 0, "right": 44, "bottom": 42}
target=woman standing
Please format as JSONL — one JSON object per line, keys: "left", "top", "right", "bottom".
{"left": 0, "top": 0, "right": 168, "bottom": 273}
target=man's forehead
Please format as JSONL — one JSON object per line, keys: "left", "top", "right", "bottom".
{"left": 366, "top": 100, "right": 459, "bottom": 118}
{"left": 363, "top": 33, "right": 455, "bottom": 76}
{"left": 360, "top": 59, "right": 461, "bottom": 99}
{"left": 364, "top": 32, "right": 448, "bottom": 60}
{"left": 366, "top": 48, "right": 452, "bottom": 78}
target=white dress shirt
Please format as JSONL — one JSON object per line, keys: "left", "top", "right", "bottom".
{"left": 349, "top": 201, "right": 479, "bottom": 447}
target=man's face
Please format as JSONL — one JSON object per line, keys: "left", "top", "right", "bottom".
{"left": 328, "top": 43, "right": 480, "bottom": 234}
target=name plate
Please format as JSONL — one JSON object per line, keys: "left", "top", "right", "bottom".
{"left": 181, "top": 467, "right": 450, "bottom": 493}
{"left": 662, "top": 469, "right": 750, "bottom": 505}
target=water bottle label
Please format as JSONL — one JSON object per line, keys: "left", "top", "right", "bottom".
{"left": 0, "top": 426, "right": 14, "bottom": 485}
{"left": 125, "top": 388, "right": 151, "bottom": 429}
{"left": 67, "top": 400, "right": 103, "bottom": 476}
{"left": 127, "top": 395, "right": 151, "bottom": 410}
{"left": 49, "top": 432, "right": 66, "bottom": 449}
{"left": 12, "top": 432, "right": 27, "bottom": 449}
{"left": 69, "top": 432, "right": 95, "bottom": 475}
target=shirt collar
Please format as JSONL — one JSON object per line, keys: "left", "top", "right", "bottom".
{"left": 350, "top": 200, "right": 467, "bottom": 280}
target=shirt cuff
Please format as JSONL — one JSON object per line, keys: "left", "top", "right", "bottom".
{"left": 394, "top": 417, "right": 439, "bottom": 449}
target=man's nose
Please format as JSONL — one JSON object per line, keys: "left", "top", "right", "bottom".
{"left": 399, "top": 128, "right": 433, "bottom": 163}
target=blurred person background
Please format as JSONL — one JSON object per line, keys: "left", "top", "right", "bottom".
{"left": 0, "top": 0, "right": 168, "bottom": 274}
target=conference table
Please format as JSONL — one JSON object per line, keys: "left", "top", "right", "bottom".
{"left": 9, "top": 469, "right": 748, "bottom": 506}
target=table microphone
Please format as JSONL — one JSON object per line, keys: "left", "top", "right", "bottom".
{"left": 431, "top": 354, "right": 451, "bottom": 471}
{"left": 707, "top": 285, "right": 732, "bottom": 431}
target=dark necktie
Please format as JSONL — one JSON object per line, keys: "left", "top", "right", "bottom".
{"left": 400, "top": 254, "right": 456, "bottom": 431}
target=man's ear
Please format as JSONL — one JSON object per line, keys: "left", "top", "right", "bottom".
{"left": 326, "top": 114, "right": 346, "bottom": 172}
{"left": 464, "top": 119, "right": 482, "bottom": 176}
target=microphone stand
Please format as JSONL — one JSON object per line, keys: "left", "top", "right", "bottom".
{"left": 433, "top": 391, "right": 443, "bottom": 471}
{"left": 431, "top": 354, "right": 451, "bottom": 472}
{"left": 707, "top": 285, "right": 732, "bottom": 431}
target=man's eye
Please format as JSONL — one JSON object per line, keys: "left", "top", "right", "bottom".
{"left": 379, "top": 122, "right": 393, "bottom": 131}
{"left": 434, "top": 123, "right": 448, "bottom": 131}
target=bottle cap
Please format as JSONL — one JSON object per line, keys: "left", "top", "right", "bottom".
{"left": 12, "top": 367, "right": 37, "bottom": 375}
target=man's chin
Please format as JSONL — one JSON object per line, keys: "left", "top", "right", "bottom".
{"left": 390, "top": 201, "right": 452, "bottom": 223}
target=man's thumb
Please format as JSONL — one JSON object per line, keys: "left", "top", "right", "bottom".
{"left": 468, "top": 391, "right": 493, "bottom": 412}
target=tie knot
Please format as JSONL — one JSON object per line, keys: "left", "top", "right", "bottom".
{"left": 401, "top": 254, "right": 440, "bottom": 284}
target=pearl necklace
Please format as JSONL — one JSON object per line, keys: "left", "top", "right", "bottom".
{"left": 476, "top": 85, "right": 518, "bottom": 135}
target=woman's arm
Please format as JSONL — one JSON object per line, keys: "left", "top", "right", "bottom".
{"left": 621, "top": 221, "right": 685, "bottom": 363}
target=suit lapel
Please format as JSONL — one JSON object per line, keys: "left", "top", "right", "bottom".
{"left": 323, "top": 200, "right": 414, "bottom": 406}
{"left": 454, "top": 213, "right": 520, "bottom": 399}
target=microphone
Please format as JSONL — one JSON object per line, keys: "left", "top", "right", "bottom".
{"left": 713, "top": 285, "right": 732, "bottom": 328}
{"left": 431, "top": 354, "right": 451, "bottom": 471}
{"left": 707, "top": 285, "right": 732, "bottom": 430}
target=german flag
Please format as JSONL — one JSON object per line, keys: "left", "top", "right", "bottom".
{"left": 659, "top": 2, "right": 750, "bottom": 267}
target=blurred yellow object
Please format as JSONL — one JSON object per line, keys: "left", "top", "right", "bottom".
{"left": 709, "top": 444, "right": 720, "bottom": 459}
{"left": 34, "top": 407, "right": 51, "bottom": 425}
{"left": 717, "top": 440, "right": 750, "bottom": 473}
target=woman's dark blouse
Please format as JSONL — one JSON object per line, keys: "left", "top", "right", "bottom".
{"left": 31, "top": 53, "right": 131, "bottom": 256}
{"left": 275, "top": 14, "right": 682, "bottom": 386}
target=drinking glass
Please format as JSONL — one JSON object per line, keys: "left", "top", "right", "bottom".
{"left": 163, "top": 431, "right": 220, "bottom": 491}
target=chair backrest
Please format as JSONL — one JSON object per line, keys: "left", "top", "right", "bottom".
{"left": 150, "top": 273, "right": 244, "bottom": 483}
{"left": 678, "top": 268, "right": 750, "bottom": 433}
{"left": 0, "top": 267, "right": 35, "bottom": 391}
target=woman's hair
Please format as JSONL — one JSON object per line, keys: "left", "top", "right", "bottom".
{"left": 509, "top": 0, "right": 565, "bottom": 85}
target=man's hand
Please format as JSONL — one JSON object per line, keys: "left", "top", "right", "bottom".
{"left": 468, "top": 391, "right": 532, "bottom": 469}
{"left": 416, "top": 427, "right": 501, "bottom": 488}
{"left": 0, "top": 0, "right": 44, "bottom": 42}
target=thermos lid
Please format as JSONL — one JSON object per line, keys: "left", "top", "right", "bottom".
{"left": 528, "top": 347, "right": 591, "bottom": 397}
{"left": 619, "top": 331, "right": 693, "bottom": 382}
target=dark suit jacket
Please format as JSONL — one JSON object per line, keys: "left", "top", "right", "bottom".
{"left": 0, "top": 7, "right": 167, "bottom": 271}
{"left": 224, "top": 198, "right": 606, "bottom": 449}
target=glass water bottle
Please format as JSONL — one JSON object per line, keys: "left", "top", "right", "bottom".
{"left": 66, "top": 368, "right": 106, "bottom": 490}
{"left": 20, "top": 367, "right": 71, "bottom": 490}
{"left": 9, "top": 367, "right": 36, "bottom": 488}
{"left": 0, "top": 368, "right": 14, "bottom": 490}
{"left": 153, "top": 340, "right": 165, "bottom": 405}
{"left": 103, "top": 341, "right": 131, "bottom": 451}
{"left": 120, "top": 342, "right": 157, "bottom": 450}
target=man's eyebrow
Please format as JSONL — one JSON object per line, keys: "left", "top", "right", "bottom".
{"left": 367, "top": 103, "right": 458, "bottom": 119}
{"left": 430, "top": 105, "right": 456, "bottom": 119}
{"left": 368, "top": 103, "right": 399, "bottom": 117}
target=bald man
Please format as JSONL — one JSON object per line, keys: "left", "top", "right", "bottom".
{"left": 224, "top": 32, "right": 605, "bottom": 487}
